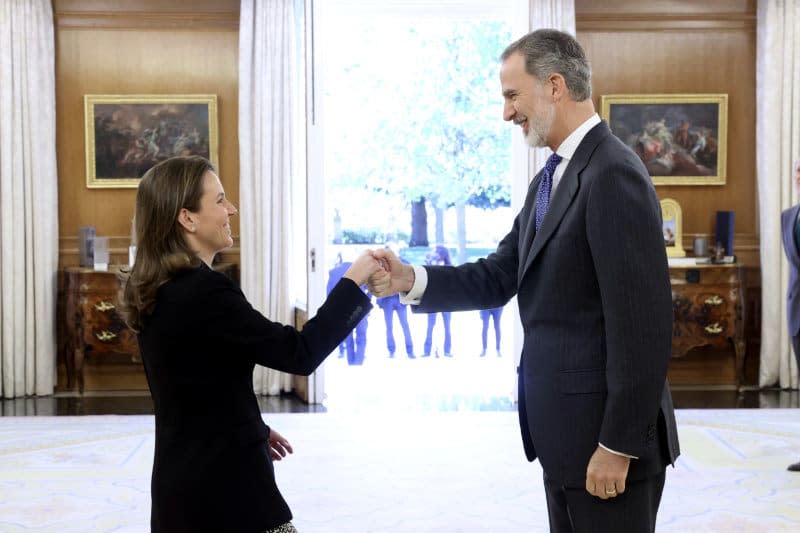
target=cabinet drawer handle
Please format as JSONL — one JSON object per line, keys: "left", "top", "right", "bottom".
{"left": 94, "top": 301, "right": 115, "bottom": 312}
{"left": 704, "top": 295, "right": 723, "bottom": 306}
{"left": 704, "top": 323, "right": 722, "bottom": 334}
{"left": 95, "top": 330, "right": 117, "bottom": 342}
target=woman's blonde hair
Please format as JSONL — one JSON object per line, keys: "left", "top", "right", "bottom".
{"left": 120, "top": 155, "right": 214, "bottom": 331}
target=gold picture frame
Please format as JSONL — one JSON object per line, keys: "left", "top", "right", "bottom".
{"left": 84, "top": 94, "right": 218, "bottom": 189}
{"left": 660, "top": 198, "right": 685, "bottom": 257}
{"left": 600, "top": 94, "right": 727, "bottom": 185}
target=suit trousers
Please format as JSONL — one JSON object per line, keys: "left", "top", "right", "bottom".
{"left": 543, "top": 470, "right": 665, "bottom": 533}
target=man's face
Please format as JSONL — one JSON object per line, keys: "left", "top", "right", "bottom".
{"left": 500, "top": 51, "right": 555, "bottom": 148}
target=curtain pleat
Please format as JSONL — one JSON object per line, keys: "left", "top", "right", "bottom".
{"left": 0, "top": 0, "right": 58, "bottom": 398}
{"left": 239, "top": 0, "right": 297, "bottom": 395}
{"left": 757, "top": 0, "right": 800, "bottom": 388}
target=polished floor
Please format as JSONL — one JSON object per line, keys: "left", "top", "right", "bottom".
{"left": 2, "top": 409, "right": 800, "bottom": 532}
{"left": 0, "top": 387, "right": 798, "bottom": 416}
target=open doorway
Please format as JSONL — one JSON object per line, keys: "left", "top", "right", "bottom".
{"left": 308, "top": 0, "right": 529, "bottom": 411}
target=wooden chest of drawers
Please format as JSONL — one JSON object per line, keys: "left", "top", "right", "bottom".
{"left": 669, "top": 263, "right": 746, "bottom": 387}
{"left": 62, "top": 263, "right": 239, "bottom": 393}
{"left": 63, "top": 267, "right": 139, "bottom": 393}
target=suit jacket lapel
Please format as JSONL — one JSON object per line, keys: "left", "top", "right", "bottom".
{"left": 520, "top": 121, "right": 611, "bottom": 279}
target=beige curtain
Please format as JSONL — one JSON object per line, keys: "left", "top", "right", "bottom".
{"left": 0, "top": 0, "right": 59, "bottom": 398}
{"left": 527, "top": 0, "right": 576, "bottom": 179}
{"left": 757, "top": 0, "right": 800, "bottom": 388}
{"left": 239, "top": 0, "right": 299, "bottom": 395}
{"left": 508, "top": 0, "right": 576, "bottom": 400}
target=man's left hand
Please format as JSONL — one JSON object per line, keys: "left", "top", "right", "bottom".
{"left": 585, "top": 446, "right": 630, "bottom": 500}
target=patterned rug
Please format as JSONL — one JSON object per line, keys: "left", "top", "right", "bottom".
{"left": 0, "top": 409, "right": 799, "bottom": 532}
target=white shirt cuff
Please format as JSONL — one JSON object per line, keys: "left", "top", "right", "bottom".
{"left": 599, "top": 442, "right": 637, "bottom": 459}
{"left": 399, "top": 265, "right": 428, "bottom": 305}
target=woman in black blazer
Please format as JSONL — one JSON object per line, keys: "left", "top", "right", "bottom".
{"left": 121, "top": 156, "right": 381, "bottom": 533}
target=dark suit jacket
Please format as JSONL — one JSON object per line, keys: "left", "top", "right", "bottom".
{"left": 415, "top": 121, "right": 680, "bottom": 487}
{"left": 781, "top": 204, "right": 800, "bottom": 336}
{"left": 138, "top": 263, "right": 371, "bottom": 533}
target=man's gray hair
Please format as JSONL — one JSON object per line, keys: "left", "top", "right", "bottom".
{"left": 501, "top": 29, "right": 592, "bottom": 101}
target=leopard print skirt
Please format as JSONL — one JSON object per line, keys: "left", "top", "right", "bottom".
{"left": 264, "top": 522, "right": 298, "bottom": 533}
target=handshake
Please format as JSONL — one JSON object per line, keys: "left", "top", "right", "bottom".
{"left": 342, "top": 248, "right": 415, "bottom": 297}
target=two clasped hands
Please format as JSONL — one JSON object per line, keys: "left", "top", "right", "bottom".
{"left": 341, "top": 248, "right": 412, "bottom": 298}
{"left": 344, "top": 246, "right": 631, "bottom": 501}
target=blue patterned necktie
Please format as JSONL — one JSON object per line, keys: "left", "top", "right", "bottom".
{"left": 535, "top": 153, "right": 563, "bottom": 231}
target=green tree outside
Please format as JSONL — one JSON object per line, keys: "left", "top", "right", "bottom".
{"left": 324, "top": 18, "right": 512, "bottom": 263}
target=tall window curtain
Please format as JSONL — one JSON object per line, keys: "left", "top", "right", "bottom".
{"left": 0, "top": 0, "right": 58, "bottom": 398}
{"left": 527, "top": 0, "right": 576, "bottom": 179}
{"left": 239, "top": 0, "right": 297, "bottom": 395}
{"left": 757, "top": 0, "right": 800, "bottom": 388}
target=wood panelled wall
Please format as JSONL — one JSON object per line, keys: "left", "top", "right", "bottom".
{"left": 577, "top": 0, "right": 757, "bottom": 265}
{"left": 54, "top": 0, "right": 760, "bottom": 388}
{"left": 54, "top": 0, "right": 757, "bottom": 270}
{"left": 576, "top": 0, "right": 760, "bottom": 386}
{"left": 56, "top": 1, "right": 757, "bottom": 270}
{"left": 54, "top": 0, "right": 241, "bottom": 268}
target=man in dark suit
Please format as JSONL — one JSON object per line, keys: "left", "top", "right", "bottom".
{"left": 782, "top": 158, "right": 800, "bottom": 472}
{"left": 370, "top": 29, "right": 679, "bottom": 532}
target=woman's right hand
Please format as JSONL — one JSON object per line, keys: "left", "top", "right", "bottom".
{"left": 343, "top": 250, "right": 384, "bottom": 287}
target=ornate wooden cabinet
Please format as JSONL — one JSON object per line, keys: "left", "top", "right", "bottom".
{"left": 63, "top": 267, "right": 139, "bottom": 393}
{"left": 669, "top": 263, "right": 746, "bottom": 387}
{"left": 62, "top": 263, "right": 239, "bottom": 393}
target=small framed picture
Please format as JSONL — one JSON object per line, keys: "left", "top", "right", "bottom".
{"left": 84, "top": 94, "right": 218, "bottom": 188}
{"left": 660, "top": 198, "right": 685, "bottom": 257}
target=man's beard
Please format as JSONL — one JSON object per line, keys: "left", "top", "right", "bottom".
{"left": 524, "top": 103, "right": 554, "bottom": 148}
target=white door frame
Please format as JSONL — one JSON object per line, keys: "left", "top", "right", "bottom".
{"left": 305, "top": 0, "right": 327, "bottom": 404}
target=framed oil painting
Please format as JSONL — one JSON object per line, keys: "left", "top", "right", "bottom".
{"left": 660, "top": 198, "right": 685, "bottom": 257}
{"left": 600, "top": 94, "right": 727, "bottom": 185}
{"left": 84, "top": 94, "right": 218, "bottom": 188}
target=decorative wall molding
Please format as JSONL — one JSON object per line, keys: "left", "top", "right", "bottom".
{"left": 56, "top": 12, "right": 239, "bottom": 30}
{"left": 58, "top": 235, "right": 240, "bottom": 266}
{"left": 577, "top": 13, "right": 754, "bottom": 32}
{"left": 53, "top": 0, "right": 239, "bottom": 30}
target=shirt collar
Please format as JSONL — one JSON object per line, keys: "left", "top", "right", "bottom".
{"left": 555, "top": 113, "right": 601, "bottom": 162}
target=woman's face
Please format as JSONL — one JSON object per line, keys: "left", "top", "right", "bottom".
{"left": 184, "top": 170, "right": 237, "bottom": 264}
